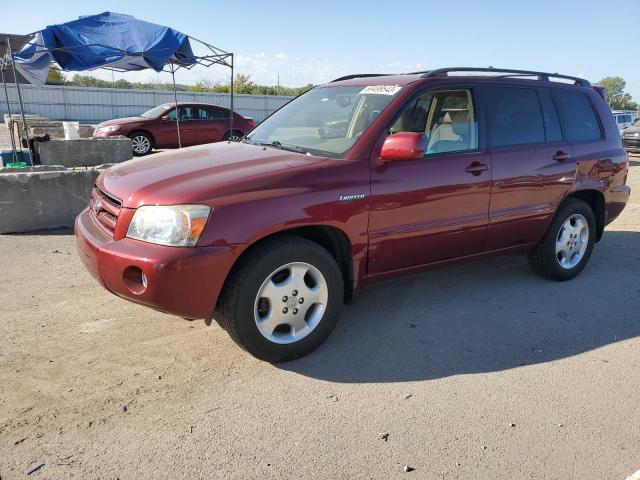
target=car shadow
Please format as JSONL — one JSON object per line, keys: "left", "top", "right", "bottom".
{"left": 279, "top": 230, "right": 640, "bottom": 383}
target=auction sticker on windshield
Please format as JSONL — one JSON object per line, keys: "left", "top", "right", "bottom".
{"left": 360, "top": 85, "right": 402, "bottom": 95}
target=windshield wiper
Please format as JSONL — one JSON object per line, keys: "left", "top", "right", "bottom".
{"left": 254, "top": 139, "right": 308, "bottom": 154}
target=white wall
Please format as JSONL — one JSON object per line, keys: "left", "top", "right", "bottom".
{"left": 0, "top": 84, "right": 293, "bottom": 123}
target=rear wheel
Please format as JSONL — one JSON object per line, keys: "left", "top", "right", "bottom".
{"left": 129, "top": 132, "right": 153, "bottom": 156}
{"left": 528, "top": 198, "right": 596, "bottom": 281}
{"left": 217, "top": 236, "right": 344, "bottom": 362}
{"left": 223, "top": 130, "right": 244, "bottom": 142}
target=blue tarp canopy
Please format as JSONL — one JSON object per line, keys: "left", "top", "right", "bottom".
{"left": 14, "top": 12, "right": 197, "bottom": 85}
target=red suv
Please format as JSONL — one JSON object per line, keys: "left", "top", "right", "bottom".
{"left": 94, "top": 102, "right": 255, "bottom": 155}
{"left": 77, "top": 67, "right": 630, "bottom": 362}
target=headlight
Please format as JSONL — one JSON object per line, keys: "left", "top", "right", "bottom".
{"left": 127, "top": 205, "right": 211, "bottom": 247}
{"left": 97, "top": 125, "right": 120, "bottom": 133}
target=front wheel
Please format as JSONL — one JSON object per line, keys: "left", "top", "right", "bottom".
{"left": 216, "top": 236, "right": 344, "bottom": 362}
{"left": 129, "top": 132, "right": 153, "bottom": 156}
{"left": 527, "top": 198, "right": 596, "bottom": 281}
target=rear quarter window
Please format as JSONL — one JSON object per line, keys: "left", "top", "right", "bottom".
{"left": 552, "top": 90, "right": 602, "bottom": 142}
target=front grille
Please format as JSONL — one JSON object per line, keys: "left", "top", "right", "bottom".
{"left": 623, "top": 138, "right": 640, "bottom": 148}
{"left": 90, "top": 187, "right": 122, "bottom": 237}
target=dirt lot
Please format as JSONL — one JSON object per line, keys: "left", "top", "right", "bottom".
{"left": 1, "top": 158, "right": 639, "bottom": 480}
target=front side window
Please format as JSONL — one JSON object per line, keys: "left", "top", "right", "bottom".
{"left": 167, "top": 106, "right": 197, "bottom": 121}
{"left": 484, "top": 87, "right": 545, "bottom": 147}
{"left": 553, "top": 91, "right": 601, "bottom": 142}
{"left": 390, "top": 89, "right": 478, "bottom": 155}
{"left": 244, "top": 85, "right": 401, "bottom": 158}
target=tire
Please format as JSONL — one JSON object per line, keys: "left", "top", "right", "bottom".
{"left": 527, "top": 198, "right": 596, "bottom": 281}
{"left": 217, "top": 236, "right": 344, "bottom": 362}
{"left": 223, "top": 130, "right": 243, "bottom": 142}
{"left": 129, "top": 132, "right": 153, "bottom": 156}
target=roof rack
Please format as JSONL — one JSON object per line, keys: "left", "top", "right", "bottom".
{"left": 416, "top": 67, "right": 591, "bottom": 87}
{"left": 331, "top": 73, "right": 389, "bottom": 82}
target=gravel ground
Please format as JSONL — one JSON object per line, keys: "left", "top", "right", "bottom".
{"left": 1, "top": 159, "right": 639, "bottom": 480}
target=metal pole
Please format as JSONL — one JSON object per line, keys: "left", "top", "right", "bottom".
{"left": 1, "top": 64, "right": 19, "bottom": 164}
{"left": 170, "top": 63, "right": 181, "bottom": 148}
{"left": 7, "top": 37, "right": 33, "bottom": 164}
{"left": 111, "top": 69, "right": 115, "bottom": 119}
{"left": 229, "top": 53, "right": 234, "bottom": 140}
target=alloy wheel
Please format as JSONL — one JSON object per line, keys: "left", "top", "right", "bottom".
{"left": 555, "top": 213, "right": 589, "bottom": 269}
{"left": 253, "top": 262, "right": 328, "bottom": 344}
{"left": 131, "top": 135, "right": 151, "bottom": 154}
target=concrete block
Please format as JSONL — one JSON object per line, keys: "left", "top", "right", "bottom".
{"left": 28, "top": 123, "right": 94, "bottom": 139}
{"left": 35, "top": 137, "right": 132, "bottom": 167}
{"left": 0, "top": 164, "right": 114, "bottom": 233}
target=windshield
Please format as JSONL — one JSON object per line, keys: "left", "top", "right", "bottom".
{"left": 140, "top": 104, "right": 172, "bottom": 118}
{"left": 244, "top": 85, "right": 402, "bottom": 158}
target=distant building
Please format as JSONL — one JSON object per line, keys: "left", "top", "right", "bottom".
{"left": 0, "top": 34, "right": 30, "bottom": 84}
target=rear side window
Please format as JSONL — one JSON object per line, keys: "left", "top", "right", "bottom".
{"left": 537, "top": 90, "right": 563, "bottom": 142}
{"left": 484, "top": 87, "right": 545, "bottom": 147}
{"left": 553, "top": 91, "right": 601, "bottom": 142}
{"left": 198, "top": 107, "right": 229, "bottom": 120}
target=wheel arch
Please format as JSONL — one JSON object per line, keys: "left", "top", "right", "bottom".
{"left": 223, "top": 129, "right": 245, "bottom": 141}
{"left": 221, "top": 225, "right": 354, "bottom": 306}
{"left": 564, "top": 189, "right": 606, "bottom": 241}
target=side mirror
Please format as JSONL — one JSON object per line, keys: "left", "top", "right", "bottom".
{"left": 161, "top": 115, "right": 169, "bottom": 121}
{"left": 380, "top": 132, "right": 426, "bottom": 162}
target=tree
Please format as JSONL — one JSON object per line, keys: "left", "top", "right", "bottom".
{"left": 46, "top": 66, "right": 65, "bottom": 85}
{"left": 233, "top": 73, "right": 257, "bottom": 94}
{"left": 598, "top": 76, "right": 638, "bottom": 110}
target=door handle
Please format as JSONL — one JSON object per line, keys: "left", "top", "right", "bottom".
{"left": 465, "top": 162, "right": 489, "bottom": 176}
{"left": 552, "top": 151, "right": 571, "bottom": 162}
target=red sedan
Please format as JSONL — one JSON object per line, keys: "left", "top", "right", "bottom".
{"left": 94, "top": 102, "right": 255, "bottom": 155}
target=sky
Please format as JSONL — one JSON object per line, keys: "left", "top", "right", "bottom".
{"left": 1, "top": 0, "right": 638, "bottom": 100}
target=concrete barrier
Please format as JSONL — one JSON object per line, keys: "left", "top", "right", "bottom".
{"left": 0, "top": 165, "right": 114, "bottom": 233}
{"left": 35, "top": 137, "right": 132, "bottom": 167}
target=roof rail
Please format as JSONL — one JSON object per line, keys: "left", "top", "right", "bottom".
{"left": 331, "top": 73, "right": 390, "bottom": 82}
{"left": 416, "top": 67, "right": 591, "bottom": 87}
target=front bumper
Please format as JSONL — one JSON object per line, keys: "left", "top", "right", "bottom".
{"left": 75, "top": 208, "right": 243, "bottom": 319}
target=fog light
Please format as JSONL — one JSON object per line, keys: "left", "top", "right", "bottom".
{"left": 123, "top": 266, "right": 147, "bottom": 295}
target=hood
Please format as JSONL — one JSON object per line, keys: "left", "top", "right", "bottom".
{"left": 98, "top": 142, "right": 327, "bottom": 208}
{"left": 622, "top": 125, "right": 640, "bottom": 135}
{"left": 98, "top": 117, "right": 147, "bottom": 127}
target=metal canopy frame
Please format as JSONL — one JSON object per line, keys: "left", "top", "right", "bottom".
{"left": 1, "top": 33, "right": 235, "bottom": 166}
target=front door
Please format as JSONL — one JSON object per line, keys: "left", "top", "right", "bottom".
{"left": 369, "top": 87, "right": 491, "bottom": 274}
{"left": 155, "top": 106, "right": 198, "bottom": 148}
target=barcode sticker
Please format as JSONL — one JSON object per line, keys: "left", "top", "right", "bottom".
{"left": 360, "top": 85, "right": 402, "bottom": 95}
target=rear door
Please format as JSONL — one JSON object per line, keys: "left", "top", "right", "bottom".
{"left": 479, "top": 85, "right": 575, "bottom": 250}
{"left": 196, "top": 106, "right": 228, "bottom": 144}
